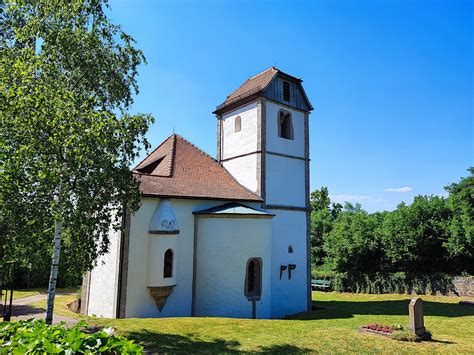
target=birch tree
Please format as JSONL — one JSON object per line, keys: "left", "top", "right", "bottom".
{"left": 0, "top": 0, "right": 153, "bottom": 324}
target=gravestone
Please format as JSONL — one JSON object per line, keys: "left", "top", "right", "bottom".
{"left": 409, "top": 298, "right": 425, "bottom": 336}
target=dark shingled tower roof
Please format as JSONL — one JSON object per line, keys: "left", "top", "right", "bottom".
{"left": 214, "top": 66, "right": 310, "bottom": 114}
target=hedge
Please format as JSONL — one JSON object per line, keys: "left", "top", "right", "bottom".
{"left": 311, "top": 271, "right": 457, "bottom": 295}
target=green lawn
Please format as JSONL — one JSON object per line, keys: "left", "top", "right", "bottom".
{"left": 10, "top": 289, "right": 42, "bottom": 300}
{"left": 83, "top": 292, "right": 473, "bottom": 353}
{"left": 8, "top": 288, "right": 79, "bottom": 301}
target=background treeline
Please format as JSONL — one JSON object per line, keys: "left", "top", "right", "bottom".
{"left": 311, "top": 168, "right": 473, "bottom": 293}
{"left": 0, "top": 229, "right": 83, "bottom": 288}
{"left": 1, "top": 207, "right": 84, "bottom": 288}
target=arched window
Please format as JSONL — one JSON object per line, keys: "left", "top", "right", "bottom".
{"left": 163, "top": 249, "right": 173, "bottom": 278}
{"left": 278, "top": 111, "right": 294, "bottom": 140}
{"left": 245, "top": 257, "right": 262, "bottom": 300}
{"left": 235, "top": 115, "right": 241, "bottom": 132}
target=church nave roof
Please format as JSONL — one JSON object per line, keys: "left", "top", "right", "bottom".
{"left": 133, "top": 134, "right": 262, "bottom": 202}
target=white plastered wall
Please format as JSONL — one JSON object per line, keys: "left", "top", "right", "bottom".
{"left": 268, "top": 209, "right": 308, "bottom": 318}
{"left": 222, "top": 101, "right": 260, "bottom": 194}
{"left": 264, "top": 101, "right": 309, "bottom": 317}
{"left": 86, "top": 198, "right": 266, "bottom": 319}
{"left": 124, "top": 198, "right": 223, "bottom": 318}
{"left": 222, "top": 101, "right": 258, "bottom": 159}
{"left": 265, "top": 155, "right": 306, "bottom": 207}
{"left": 222, "top": 154, "right": 259, "bottom": 193}
{"left": 87, "top": 226, "right": 121, "bottom": 318}
{"left": 194, "top": 216, "right": 272, "bottom": 318}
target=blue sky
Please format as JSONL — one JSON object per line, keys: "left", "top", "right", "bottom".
{"left": 109, "top": 0, "right": 472, "bottom": 212}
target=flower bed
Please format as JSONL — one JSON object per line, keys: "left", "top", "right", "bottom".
{"left": 361, "top": 323, "right": 432, "bottom": 342}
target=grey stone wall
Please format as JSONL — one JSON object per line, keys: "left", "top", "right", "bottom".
{"left": 452, "top": 276, "right": 474, "bottom": 297}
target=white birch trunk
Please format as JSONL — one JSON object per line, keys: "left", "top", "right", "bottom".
{"left": 45, "top": 219, "right": 62, "bottom": 324}
{"left": 46, "top": 159, "right": 66, "bottom": 325}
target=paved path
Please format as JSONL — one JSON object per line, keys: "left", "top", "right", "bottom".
{"left": 9, "top": 292, "right": 79, "bottom": 327}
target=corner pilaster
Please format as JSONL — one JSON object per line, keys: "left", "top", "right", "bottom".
{"left": 217, "top": 115, "right": 223, "bottom": 163}
{"left": 257, "top": 98, "right": 267, "bottom": 205}
{"left": 304, "top": 112, "right": 311, "bottom": 311}
{"left": 117, "top": 206, "right": 131, "bottom": 318}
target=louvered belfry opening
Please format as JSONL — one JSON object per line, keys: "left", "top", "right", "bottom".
{"left": 283, "top": 80, "right": 290, "bottom": 102}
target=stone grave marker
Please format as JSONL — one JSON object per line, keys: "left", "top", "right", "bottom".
{"left": 409, "top": 298, "right": 426, "bottom": 336}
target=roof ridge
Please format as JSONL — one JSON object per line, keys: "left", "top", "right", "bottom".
{"left": 223, "top": 67, "right": 276, "bottom": 100}
{"left": 247, "top": 66, "right": 276, "bottom": 81}
{"left": 168, "top": 134, "right": 177, "bottom": 177}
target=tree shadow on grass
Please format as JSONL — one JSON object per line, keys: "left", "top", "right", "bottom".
{"left": 427, "top": 339, "right": 455, "bottom": 344}
{"left": 1, "top": 304, "right": 44, "bottom": 317}
{"left": 258, "top": 344, "right": 312, "bottom": 353}
{"left": 125, "top": 330, "right": 241, "bottom": 353}
{"left": 289, "top": 299, "right": 474, "bottom": 320}
{"left": 125, "top": 329, "right": 311, "bottom": 353}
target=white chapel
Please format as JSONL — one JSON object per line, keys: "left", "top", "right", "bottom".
{"left": 82, "top": 67, "right": 314, "bottom": 319}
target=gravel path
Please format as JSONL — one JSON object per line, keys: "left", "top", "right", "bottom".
{"left": 8, "top": 292, "right": 79, "bottom": 327}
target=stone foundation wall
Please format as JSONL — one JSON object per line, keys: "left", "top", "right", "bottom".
{"left": 452, "top": 276, "right": 474, "bottom": 297}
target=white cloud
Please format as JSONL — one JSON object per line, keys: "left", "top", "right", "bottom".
{"left": 384, "top": 186, "right": 413, "bottom": 193}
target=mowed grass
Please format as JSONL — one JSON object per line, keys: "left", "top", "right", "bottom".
{"left": 9, "top": 289, "right": 41, "bottom": 300}
{"left": 9, "top": 287, "right": 79, "bottom": 300}
{"left": 83, "top": 292, "right": 474, "bottom": 353}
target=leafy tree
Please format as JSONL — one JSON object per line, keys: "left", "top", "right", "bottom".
{"left": 1, "top": 0, "right": 153, "bottom": 323}
{"left": 444, "top": 168, "right": 474, "bottom": 273}
{"left": 312, "top": 172, "right": 473, "bottom": 279}
{"left": 342, "top": 202, "right": 364, "bottom": 213}
{"left": 380, "top": 196, "right": 451, "bottom": 273}
{"left": 323, "top": 205, "right": 385, "bottom": 273}
{"left": 310, "top": 187, "right": 342, "bottom": 265}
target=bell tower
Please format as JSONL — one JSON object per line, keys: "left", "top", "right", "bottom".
{"left": 214, "top": 67, "right": 314, "bottom": 316}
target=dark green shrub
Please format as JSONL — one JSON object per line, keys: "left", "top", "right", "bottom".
{"left": 392, "top": 328, "right": 432, "bottom": 342}
{"left": 0, "top": 319, "right": 143, "bottom": 354}
{"left": 312, "top": 271, "right": 455, "bottom": 295}
{"left": 311, "top": 269, "right": 336, "bottom": 280}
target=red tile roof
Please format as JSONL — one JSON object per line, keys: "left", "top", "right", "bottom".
{"left": 133, "top": 134, "right": 262, "bottom": 202}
